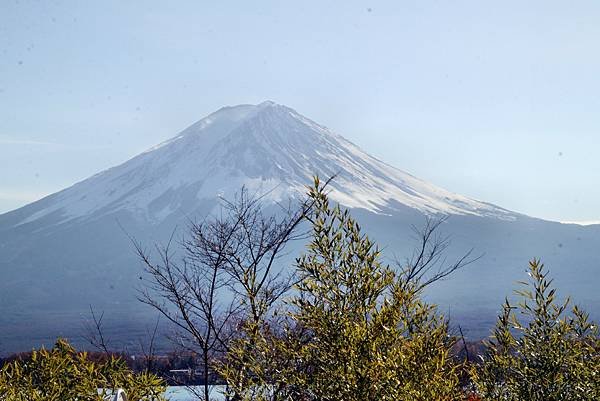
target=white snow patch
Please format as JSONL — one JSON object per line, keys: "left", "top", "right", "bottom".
{"left": 13, "top": 102, "right": 519, "bottom": 227}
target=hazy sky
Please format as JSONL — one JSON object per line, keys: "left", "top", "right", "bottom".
{"left": 1, "top": 1, "right": 599, "bottom": 222}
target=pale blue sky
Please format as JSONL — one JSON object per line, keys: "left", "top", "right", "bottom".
{"left": 1, "top": 1, "right": 599, "bottom": 222}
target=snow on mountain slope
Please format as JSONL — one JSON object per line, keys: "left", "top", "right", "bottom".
{"left": 3, "top": 101, "right": 600, "bottom": 352}
{"left": 12, "top": 101, "right": 517, "bottom": 228}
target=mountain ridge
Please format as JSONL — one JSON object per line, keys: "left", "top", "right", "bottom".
{"left": 1, "top": 101, "right": 598, "bottom": 352}
{"left": 2, "top": 101, "right": 517, "bottom": 230}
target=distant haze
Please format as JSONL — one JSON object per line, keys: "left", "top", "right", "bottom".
{"left": 1, "top": 1, "right": 599, "bottom": 222}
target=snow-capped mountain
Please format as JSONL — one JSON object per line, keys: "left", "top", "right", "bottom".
{"left": 11, "top": 101, "right": 514, "bottom": 230}
{"left": 1, "top": 102, "right": 598, "bottom": 352}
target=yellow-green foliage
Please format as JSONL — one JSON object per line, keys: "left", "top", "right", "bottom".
{"left": 0, "top": 339, "right": 166, "bottom": 401}
{"left": 288, "top": 178, "right": 462, "bottom": 401}
{"left": 216, "top": 318, "right": 306, "bottom": 401}
{"left": 219, "top": 178, "right": 463, "bottom": 401}
{"left": 473, "top": 259, "right": 600, "bottom": 401}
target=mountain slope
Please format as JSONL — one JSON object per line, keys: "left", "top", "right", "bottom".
{"left": 3, "top": 101, "right": 515, "bottom": 231}
{"left": 0, "top": 101, "right": 598, "bottom": 352}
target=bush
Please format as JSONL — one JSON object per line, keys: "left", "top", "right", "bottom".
{"left": 473, "top": 259, "right": 600, "bottom": 400}
{"left": 0, "top": 338, "right": 166, "bottom": 401}
{"left": 288, "top": 179, "right": 463, "bottom": 400}
{"left": 218, "top": 178, "right": 463, "bottom": 400}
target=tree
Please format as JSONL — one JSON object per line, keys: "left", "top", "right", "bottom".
{"left": 137, "top": 187, "right": 314, "bottom": 400}
{"left": 82, "top": 306, "right": 162, "bottom": 375}
{"left": 218, "top": 177, "right": 465, "bottom": 401}
{"left": 473, "top": 259, "right": 600, "bottom": 400}
{"left": 396, "top": 216, "right": 478, "bottom": 293}
{"left": 0, "top": 338, "right": 165, "bottom": 401}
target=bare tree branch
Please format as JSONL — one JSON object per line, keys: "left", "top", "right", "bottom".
{"left": 138, "top": 316, "right": 160, "bottom": 372}
{"left": 134, "top": 181, "right": 325, "bottom": 400}
{"left": 82, "top": 305, "right": 111, "bottom": 355}
{"left": 396, "top": 216, "right": 482, "bottom": 293}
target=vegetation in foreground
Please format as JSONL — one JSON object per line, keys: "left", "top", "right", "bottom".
{"left": 0, "top": 338, "right": 166, "bottom": 401}
{"left": 1, "top": 178, "right": 598, "bottom": 400}
{"left": 473, "top": 259, "right": 600, "bottom": 400}
{"left": 218, "top": 179, "right": 463, "bottom": 400}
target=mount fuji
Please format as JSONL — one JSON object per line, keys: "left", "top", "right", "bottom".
{"left": 1, "top": 101, "right": 598, "bottom": 352}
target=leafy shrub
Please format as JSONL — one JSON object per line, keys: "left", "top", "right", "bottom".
{"left": 0, "top": 338, "right": 166, "bottom": 401}
{"left": 219, "top": 178, "right": 463, "bottom": 400}
{"left": 473, "top": 259, "right": 600, "bottom": 400}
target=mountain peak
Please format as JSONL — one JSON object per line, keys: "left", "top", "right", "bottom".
{"left": 220, "top": 101, "right": 303, "bottom": 122}
{"left": 210, "top": 100, "right": 289, "bottom": 117}
{"left": 257, "top": 99, "right": 278, "bottom": 107}
{"left": 5, "top": 103, "right": 518, "bottom": 228}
